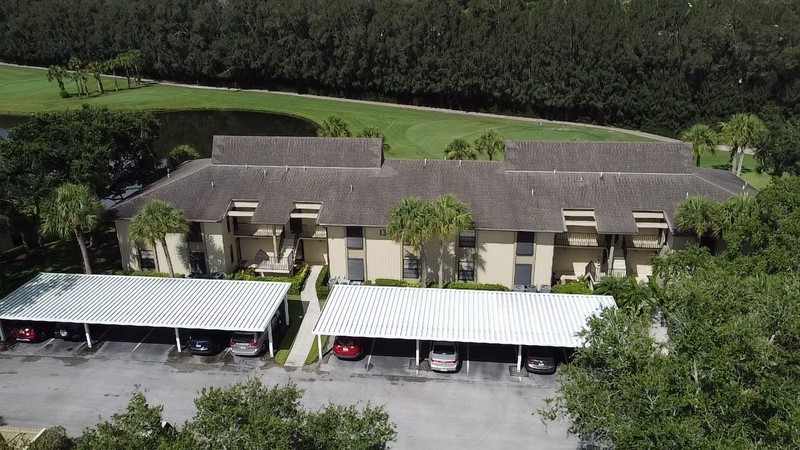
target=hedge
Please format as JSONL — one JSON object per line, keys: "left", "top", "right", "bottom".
{"left": 551, "top": 281, "right": 593, "bottom": 295}
{"left": 374, "top": 278, "right": 422, "bottom": 288}
{"left": 444, "top": 281, "right": 509, "bottom": 291}
{"left": 114, "top": 270, "right": 185, "bottom": 278}
{"left": 316, "top": 265, "right": 330, "bottom": 300}
{"left": 226, "top": 264, "right": 310, "bottom": 295}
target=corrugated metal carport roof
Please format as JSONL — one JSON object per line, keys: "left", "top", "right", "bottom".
{"left": 313, "top": 285, "right": 615, "bottom": 348}
{"left": 0, "top": 273, "right": 290, "bottom": 332}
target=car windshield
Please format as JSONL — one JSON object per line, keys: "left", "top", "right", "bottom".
{"left": 337, "top": 337, "right": 355, "bottom": 346}
{"left": 231, "top": 332, "right": 256, "bottom": 343}
{"left": 433, "top": 342, "right": 456, "bottom": 355}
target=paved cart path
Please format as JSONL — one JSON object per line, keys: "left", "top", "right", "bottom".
{"left": 284, "top": 265, "right": 323, "bottom": 367}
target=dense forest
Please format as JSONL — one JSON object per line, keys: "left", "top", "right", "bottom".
{"left": 1, "top": 0, "right": 799, "bottom": 136}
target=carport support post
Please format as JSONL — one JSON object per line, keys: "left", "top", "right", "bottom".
{"left": 0, "top": 319, "right": 5, "bottom": 341}
{"left": 84, "top": 323, "right": 93, "bottom": 349}
{"left": 317, "top": 335, "right": 322, "bottom": 361}
{"left": 415, "top": 339, "right": 420, "bottom": 367}
{"left": 174, "top": 328, "right": 181, "bottom": 353}
{"left": 267, "top": 324, "right": 274, "bottom": 358}
{"left": 283, "top": 294, "right": 289, "bottom": 326}
{"left": 516, "top": 345, "right": 522, "bottom": 373}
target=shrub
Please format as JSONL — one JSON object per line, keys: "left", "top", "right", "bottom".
{"left": 443, "top": 281, "right": 509, "bottom": 291}
{"left": 59, "top": 89, "right": 70, "bottom": 98}
{"left": 551, "top": 281, "right": 593, "bottom": 295}
{"left": 115, "top": 270, "right": 185, "bottom": 278}
{"left": 226, "top": 264, "right": 310, "bottom": 295}
{"left": 316, "top": 265, "right": 330, "bottom": 300}
{"left": 374, "top": 278, "right": 422, "bottom": 288}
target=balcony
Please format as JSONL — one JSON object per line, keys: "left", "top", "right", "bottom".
{"left": 244, "top": 249, "right": 295, "bottom": 274}
{"left": 625, "top": 235, "right": 663, "bottom": 249}
{"left": 234, "top": 223, "right": 283, "bottom": 237}
{"left": 555, "top": 232, "right": 604, "bottom": 247}
{"left": 298, "top": 224, "right": 327, "bottom": 239}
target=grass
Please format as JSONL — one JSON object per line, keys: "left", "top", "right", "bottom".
{"left": 304, "top": 295, "right": 329, "bottom": 365}
{"left": 273, "top": 293, "right": 304, "bottom": 365}
{"left": 0, "top": 226, "right": 121, "bottom": 297}
{"left": 0, "top": 64, "right": 650, "bottom": 160}
{"left": 698, "top": 152, "right": 771, "bottom": 191}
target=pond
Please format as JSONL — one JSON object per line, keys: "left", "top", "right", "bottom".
{"left": 0, "top": 109, "right": 319, "bottom": 156}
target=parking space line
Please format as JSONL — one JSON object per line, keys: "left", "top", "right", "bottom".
{"left": 365, "top": 339, "right": 375, "bottom": 372}
{"left": 131, "top": 328, "right": 154, "bottom": 353}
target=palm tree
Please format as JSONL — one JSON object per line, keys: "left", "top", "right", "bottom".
{"left": 595, "top": 276, "right": 655, "bottom": 316}
{"left": 317, "top": 116, "right": 352, "bottom": 137}
{"left": 431, "top": 194, "right": 473, "bottom": 288}
{"left": 719, "top": 193, "right": 757, "bottom": 237}
{"left": 87, "top": 61, "right": 105, "bottom": 94}
{"left": 473, "top": 129, "right": 504, "bottom": 161}
{"left": 46, "top": 65, "right": 67, "bottom": 94}
{"left": 128, "top": 49, "right": 143, "bottom": 84}
{"left": 444, "top": 138, "right": 478, "bottom": 160}
{"left": 105, "top": 57, "right": 120, "bottom": 91}
{"left": 386, "top": 197, "right": 435, "bottom": 287}
{"left": 358, "top": 126, "right": 391, "bottom": 153}
{"left": 674, "top": 196, "right": 722, "bottom": 241}
{"left": 719, "top": 113, "right": 767, "bottom": 177}
{"left": 681, "top": 124, "right": 717, "bottom": 166}
{"left": 40, "top": 184, "right": 104, "bottom": 274}
{"left": 129, "top": 200, "right": 189, "bottom": 277}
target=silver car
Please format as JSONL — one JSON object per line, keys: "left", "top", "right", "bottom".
{"left": 229, "top": 331, "right": 268, "bottom": 356}
{"left": 429, "top": 341, "right": 459, "bottom": 372}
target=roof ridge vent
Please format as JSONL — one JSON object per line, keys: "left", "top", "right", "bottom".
{"left": 424, "top": 158, "right": 427, "bottom": 166}
{"left": 166, "top": 168, "right": 170, "bottom": 178}
{"left": 459, "top": 160, "right": 462, "bottom": 166}
{"left": 350, "top": 184, "right": 353, "bottom": 192}
{"left": 211, "top": 181, "right": 215, "bottom": 189}
{"left": 600, "top": 171, "right": 603, "bottom": 179}
{"left": 285, "top": 165, "right": 289, "bottom": 172}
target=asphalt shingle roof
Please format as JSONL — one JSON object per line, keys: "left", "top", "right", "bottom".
{"left": 211, "top": 136, "right": 383, "bottom": 168}
{"left": 109, "top": 138, "right": 754, "bottom": 233}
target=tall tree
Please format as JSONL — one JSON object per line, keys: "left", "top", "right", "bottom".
{"left": 431, "top": 194, "right": 473, "bottom": 288}
{"left": 45, "top": 65, "right": 67, "bottom": 94}
{"left": 756, "top": 116, "right": 800, "bottom": 176}
{"left": 680, "top": 124, "right": 717, "bottom": 166}
{"left": 40, "top": 184, "right": 104, "bottom": 274}
{"left": 719, "top": 113, "right": 768, "bottom": 177}
{"left": 87, "top": 61, "right": 105, "bottom": 94}
{"left": 358, "top": 126, "right": 391, "bottom": 153}
{"left": 472, "top": 129, "right": 504, "bottom": 161}
{"left": 105, "top": 57, "right": 120, "bottom": 91}
{"left": 444, "top": 138, "right": 478, "bottom": 160}
{"left": 68, "top": 57, "right": 88, "bottom": 97}
{"left": 386, "top": 197, "right": 434, "bottom": 287}
{"left": 674, "top": 196, "right": 721, "bottom": 241}
{"left": 317, "top": 115, "right": 352, "bottom": 137}
{"left": 129, "top": 199, "right": 189, "bottom": 277}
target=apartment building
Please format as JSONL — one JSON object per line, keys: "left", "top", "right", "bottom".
{"left": 109, "top": 136, "right": 752, "bottom": 288}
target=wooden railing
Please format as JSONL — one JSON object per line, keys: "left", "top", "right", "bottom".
{"left": 625, "top": 235, "right": 663, "bottom": 249}
{"left": 555, "top": 232, "right": 603, "bottom": 247}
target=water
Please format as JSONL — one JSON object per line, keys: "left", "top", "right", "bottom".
{"left": 0, "top": 110, "right": 318, "bottom": 156}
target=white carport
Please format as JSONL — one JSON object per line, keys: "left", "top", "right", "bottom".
{"left": 312, "top": 285, "right": 615, "bottom": 372}
{"left": 0, "top": 273, "right": 291, "bottom": 357}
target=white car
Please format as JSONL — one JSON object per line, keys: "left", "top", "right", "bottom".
{"left": 428, "top": 341, "right": 459, "bottom": 372}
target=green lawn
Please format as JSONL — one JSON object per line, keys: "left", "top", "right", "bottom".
{"left": 698, "top": 152, "right": 771, "bottom": 191}
{"left": 273, "top": 294, "right": 304, "bottom": 365}
{"left": 0, "top": 64, "right": 649, "bottom": 160}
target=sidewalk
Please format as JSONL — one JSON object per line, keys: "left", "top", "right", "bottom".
{"left": 284, "top": 265, "right": 323, "bottom": 367}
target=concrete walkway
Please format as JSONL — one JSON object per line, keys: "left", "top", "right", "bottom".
{"left": 284, "top": 265, "right": 323, "bottom": 367}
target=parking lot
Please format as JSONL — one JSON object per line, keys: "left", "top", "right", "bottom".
{"left": 319, "top": 338, "right": 559, "bottom": 386}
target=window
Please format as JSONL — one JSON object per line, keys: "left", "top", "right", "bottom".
{"left": 226, "top": 217, "right": 231, "bottom": 233}
{"left": 348, "top": 258, "right": 364, "bottom": 281}
{"left": 346, "top": 227, "right": 363, "bottom": 249}
{"left": 139, "top": 248, "right": 156, "bottom": 271}
{"left": 403, "top": 257, "right": 419, "bottom": 279}
{"left": 230, "top": 244, "right": 235, "bottom": 264}
{"left": 458, "top": 260, "right": 475, "bottom": 282}
{"left": 190, "top": 251, "right": 207, "bottom": 274}
{"left": 187, "top": 222, "right": 203, "bottom": 242}
{"left": 458, "top": 230, "right": 476, "bottom": 248}
{"left": 514, "top": 264, "right": 532, "bottom": 286}
{"left": 516, "top": 232, "right": 535, "bottom": 256}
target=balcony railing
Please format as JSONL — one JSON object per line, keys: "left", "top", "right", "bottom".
{"left": 298, "top": 224, "right": 327, "bottom": 239}
{"left": 626, "top": 235, "right": 663, "bottom": 249}
{"left": 234, "top": 223, "right": 282, "bottom": 237}
{"left": 251, "top": 249, "right": 294, "bottom": 273}
{"left": 555, "top": 232, "right": 603, "bottom": 247}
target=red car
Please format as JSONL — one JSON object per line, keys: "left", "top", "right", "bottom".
{"left": 332, "top": 336, "right": 366, "bottom": 360}
{"left": 11, "top": 324, "right": 50, "bottom": 343}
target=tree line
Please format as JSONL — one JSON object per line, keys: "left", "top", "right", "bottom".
{"left": 2, "top": 0, "right": 799, "bottom": 136}
{"left": 45, "top": 50, "right": 143, "bottom": 98}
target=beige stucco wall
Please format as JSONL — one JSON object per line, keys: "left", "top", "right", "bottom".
{"left": 327, "top": 226, "right": 347, "bottom": 278}
{"left": 626, "top": 249, "right": 656, "bottom": 281}
{"left": 364, "top": 227, "right": 402, "bottom": 280}
{"left": 475, "top": 230, "right": 514, "bottom": 287}
{"left": 202, "top": 222, "right": 232, "bottom": 274}
{"left": 553, "top": 247, "right": 605, "bottom": 278}
{"left": 533, "top": 233, "right": 555, "bottom": 286}
{"left": 303, "top": 239, "right": 329, "bottom": 265}
{"left": 114, "top": 220, "right": 138, "bottom": 271}
{"left": 239, "top": 238, "right": 276, "bottom": 262}
{"left": 163, "top": 232, "right": 190, "bottom": 274}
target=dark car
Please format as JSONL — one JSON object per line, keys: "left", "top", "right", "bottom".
{"left": 54, "top": 323, "right": 84, "bottom": 341}
{"left": 525, "top": 346, "right": 558, "bottom": 375}
{"left": 11, "top": 323, "right": 51, "bottom": 343}
{"left": 186, "top": 331, "right": 225, "bottom": 356}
